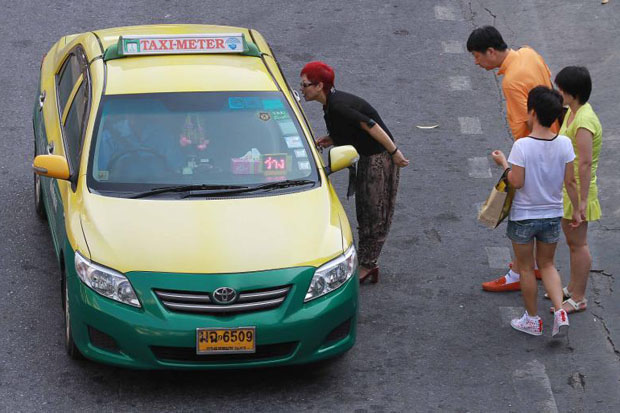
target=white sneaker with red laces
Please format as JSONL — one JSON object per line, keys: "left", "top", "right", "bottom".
{"left": 511, "top": 312, "right": 543, "bottom": 336}
{"left": 552, "top": 309, "right": 569, "bottom": 337}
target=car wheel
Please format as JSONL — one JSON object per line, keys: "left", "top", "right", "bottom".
{"left": 63, "top": 269, "right": 84, "bottom": 360}
{"left": 34, "top": 170, "right": 47, "bottom": 220}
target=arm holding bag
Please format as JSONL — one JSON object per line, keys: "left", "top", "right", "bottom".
{"left": 477, "top": 168, "right": 515, "bottom": 229}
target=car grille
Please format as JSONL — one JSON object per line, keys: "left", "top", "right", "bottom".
{"left": 154, "top": 285, "right": 291, "bottom": 314}
{"left": 150, "top": 342, "right": 298, "bottom": 363}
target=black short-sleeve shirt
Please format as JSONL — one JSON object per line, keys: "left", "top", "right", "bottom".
{"left": 323, "top": 90, "right": 394, "bottom": 156}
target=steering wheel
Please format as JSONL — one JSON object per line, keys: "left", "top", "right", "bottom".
{"left": 193, "top": 160, "right": 225, "bottom": 175}
{"left": 108, "top": 147, "right": 176, "bottom": 179}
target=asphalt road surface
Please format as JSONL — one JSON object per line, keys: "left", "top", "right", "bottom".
{"left": 1, "top": 0, "right": 619, "bottom": 411}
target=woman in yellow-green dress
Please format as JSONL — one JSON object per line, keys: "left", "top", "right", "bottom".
{"left": 554, "top": 66, "right": 602, "bottom": 313}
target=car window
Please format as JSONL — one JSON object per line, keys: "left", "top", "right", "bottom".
{"left": 56, "top": 53, "right": 82, "bottom": 114}
{"left": 88, "top": 92, "right": 318, "bottom": 193}
{"left": 63, "top": 80, "right": 89, "bottom": 171}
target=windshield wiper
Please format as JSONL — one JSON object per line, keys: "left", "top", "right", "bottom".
{"left": 129, "top": 184, "right": 249, "bottom": 199}
{"left": 244, "top": 179, "right": 316, "bottom": 192}
{"left": 181, "top": 179, "right": 317, "bottom": 198}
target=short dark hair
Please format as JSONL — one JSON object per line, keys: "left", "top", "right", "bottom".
{"left": 555, "top": 66, "right": 592, "bottom": 104}
{"left": 527, "top": 86, "right": 563, "bottom": 127}
{"left": 466, "top": 26, "right": 508, "bottom": 53}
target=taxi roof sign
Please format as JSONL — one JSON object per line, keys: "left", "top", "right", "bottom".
{"left": 121, "top": 33, "right": 245, "bottom": 55}
{"left": 103, "top": 33, "right": 262, "bottom": 60}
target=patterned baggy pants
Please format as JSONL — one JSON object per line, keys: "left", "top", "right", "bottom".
{"left": 355, "top": 151, "right": 400, "bottom": 268}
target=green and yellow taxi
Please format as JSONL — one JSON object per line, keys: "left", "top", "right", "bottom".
{"left": 32, "top": 24, "right": 359, "bottom": 369}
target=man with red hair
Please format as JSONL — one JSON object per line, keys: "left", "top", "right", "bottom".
{"left": 300, "top": 61, "right": 409, "bottom": 283}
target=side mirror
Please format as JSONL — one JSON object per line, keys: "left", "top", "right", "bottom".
{"left": 326, "top": 145, "right": 359, "bottom": 175}
{"left": 33, "top": 155, "right": 70, "bottom": 180}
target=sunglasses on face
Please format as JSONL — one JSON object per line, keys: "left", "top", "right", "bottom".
{"left": 300, "top": 81, "right": 316, "bottom": 88}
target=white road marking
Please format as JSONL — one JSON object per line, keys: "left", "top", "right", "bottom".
{"left": 468, "top": 157, "right": 492, "bottom": 178}
{"left": 598, "top": 176, "right": 620, "bottom": 197}
{"left": 449, "top": 76, "right": 472, "bottom": 91}
{"left": 434, "top": 5, "right": 461, "bottom": 21}
{"left": 513, "top": 360, "right": 559, "bottom": 413}
{"left": 441, "top": 40, "right": 464, "bottom": 54}
{"left": 459, "top": 117, "right": 483, "bottom": 134}
{"left": 604, "top": 133, "right": 619, "bottom": 145}
{"left": 474, "top": 201, "right": 484, "bottom": 215}
{"left": 486, "top": 246, "right": 512, "bottom": 269}
{"left": 499, "top": 306, "right": 523, "bottom": 325}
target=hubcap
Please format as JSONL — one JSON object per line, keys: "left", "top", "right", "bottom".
{"left": 34, "top": 174, "right": 41, "bottom": 204}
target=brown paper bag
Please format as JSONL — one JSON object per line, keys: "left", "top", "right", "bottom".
{"left": 478, "top": 169, "right": 515, "bottom": 229}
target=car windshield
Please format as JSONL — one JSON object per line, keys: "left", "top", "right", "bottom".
{"left": 87, "top": 91, "right": 318, "bottom": 194}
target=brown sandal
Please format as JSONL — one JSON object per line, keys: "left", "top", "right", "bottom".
{"left": 359, "top": 267, "right": 379, "bottom": 284}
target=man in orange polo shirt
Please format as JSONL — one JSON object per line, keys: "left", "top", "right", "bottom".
{"left": 467, "top": 26, "right": 558, "bottom": 292}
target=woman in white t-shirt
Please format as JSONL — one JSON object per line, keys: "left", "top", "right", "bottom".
{"left": 491, "top": 86, "right": 582, "bottom": 338}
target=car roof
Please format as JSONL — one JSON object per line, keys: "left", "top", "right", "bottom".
{"left": 92, "top": 25, "right": 278, "bottom": 95}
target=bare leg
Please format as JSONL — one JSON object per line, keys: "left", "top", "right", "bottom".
{"left": 512, "top": 241, "right": 536, "bottom": 315}
{"left": 562, "top": 219, "right": 591, "bottom": 304}
{"left": 536, "top": 240, "right": 563, "bottom": 311}
{"left": 512, "top": 245, "right": 538, "bottom": 276}
{"left": 512, "top": 257, "right": 520, "bottom": 275}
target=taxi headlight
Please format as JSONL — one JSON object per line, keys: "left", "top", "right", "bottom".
{"left": 74, "top": 251, "right": 141, "bottom": 308}
{"left": 305, "top": 245, "right": 357, "bottom": 302}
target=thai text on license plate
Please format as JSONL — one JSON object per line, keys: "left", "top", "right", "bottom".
{"left": 196, "top": 327, "right": 256, "bottom": 354}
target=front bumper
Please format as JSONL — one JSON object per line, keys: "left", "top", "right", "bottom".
{"left": 67, "top": 259, "right": 358, "bottom": 369}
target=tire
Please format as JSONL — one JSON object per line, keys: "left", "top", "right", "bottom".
{"left": 34, "top": 172, "right": 47, "bottom": 220}
{"left": 62, "top": 269, "right": 84, "bottom": 360}
{"left": 33, "top": 139, "right": 47, "bottom": 220}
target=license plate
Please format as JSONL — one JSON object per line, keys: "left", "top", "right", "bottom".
{"left": 196, "top": 327, "right": 256, "bottom": 354}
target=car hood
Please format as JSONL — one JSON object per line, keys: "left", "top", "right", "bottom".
{"left": 80, "top": 186, "right": 347, "bottom": 274}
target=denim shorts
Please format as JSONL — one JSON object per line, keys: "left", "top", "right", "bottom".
{"left": 506, "top": 217, "right": 562, "bottom": 244}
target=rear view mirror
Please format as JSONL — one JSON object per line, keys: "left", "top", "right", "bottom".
{"left": 33, "top": 155, "right": 70, "bottom": 180}
{"left": 326, "top": 145, "right": 359, "bottom": 174}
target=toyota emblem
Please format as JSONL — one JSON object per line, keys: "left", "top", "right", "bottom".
{"left": 212, "top": 287, "right": 238, "bottom": 305}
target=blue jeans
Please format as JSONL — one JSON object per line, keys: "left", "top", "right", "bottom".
{"left": 506, "top": 217, "right": 562, "bottom": 244}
